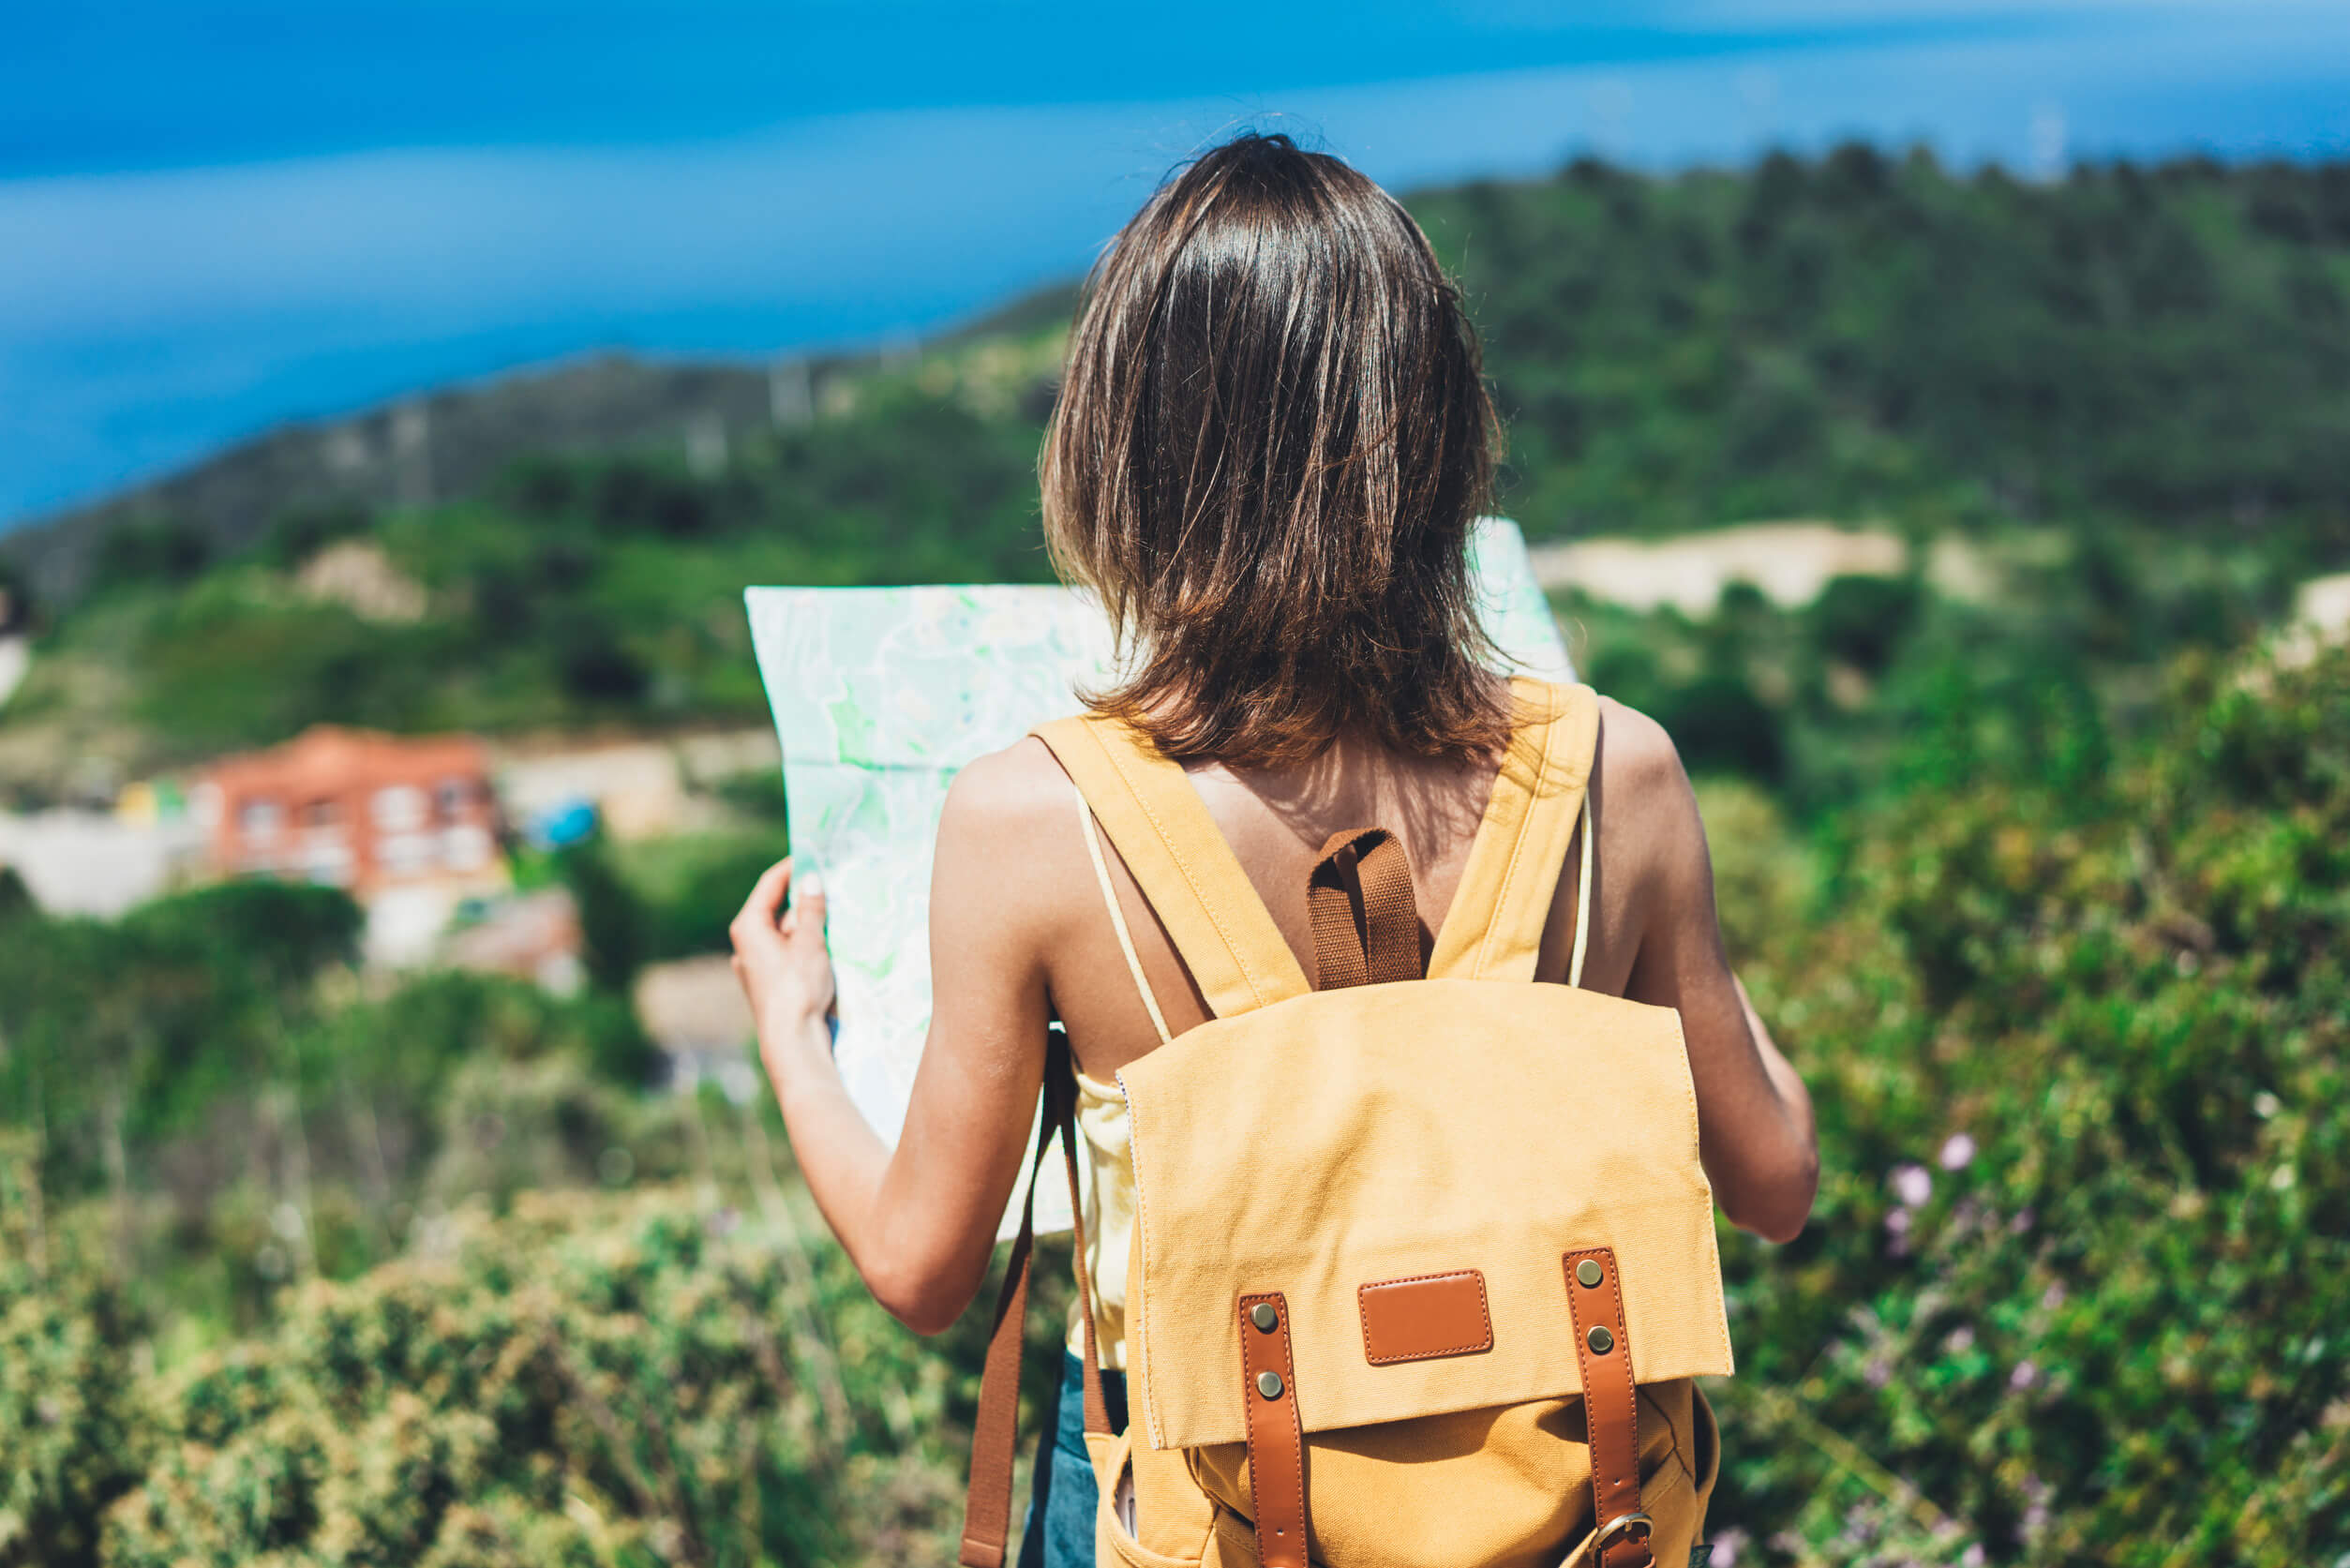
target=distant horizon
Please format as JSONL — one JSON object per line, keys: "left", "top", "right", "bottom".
{"left": 7, "top": 1, "right": 2349, "bottom": 532}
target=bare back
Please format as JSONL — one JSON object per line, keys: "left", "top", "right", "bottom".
{"left": 1010, "top": 694, "right": 1654, "bottom": 1085}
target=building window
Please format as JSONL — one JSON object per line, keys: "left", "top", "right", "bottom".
{"left": 371, "top": 784, "right": 428, "bottom": 832}
{"left": 304, "top": 842, "right": 354, "bottom": 888}
{"left": 238, "top": 798, "right": 284, "bottom": 844}
{"left": 442, "top": 824, "right": 493, "bottom": 872}
{"left": 434, "top": 776, "right": 475, "bottom": 819}
{"left": 379, "top": 831, "right": 439, "bottom": 877}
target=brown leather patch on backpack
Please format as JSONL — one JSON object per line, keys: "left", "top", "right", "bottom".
{"left": 1357, "top": 1270, "right": 1493, "bottom": 1365}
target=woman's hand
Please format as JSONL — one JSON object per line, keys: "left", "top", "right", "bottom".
{"left": 730, "top": 858, "right": 837, "bottom": 1084}
{"left": 712, "top": 746, "right": 1070, "bottom": 1335}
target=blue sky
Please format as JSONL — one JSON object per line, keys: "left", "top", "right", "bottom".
{"left": 6, "top": 2, "right": 2349, "bottom": 529}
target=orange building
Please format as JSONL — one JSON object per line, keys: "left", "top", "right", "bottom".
{"left": 195, "top": 726, "right": 502, "bottom": 898}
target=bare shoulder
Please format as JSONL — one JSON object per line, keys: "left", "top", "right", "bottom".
{"left": 938, "top": 735, "right": 1075, "bottom": 844}
{"left": 930, "top": 735, "right": 1090, "bottom": 956}
{"left": 1592, "top": 694, "right": 1707, "bottom": 887}
{"left": 1594, "top": 694, "right": 1684, "bottom": 794}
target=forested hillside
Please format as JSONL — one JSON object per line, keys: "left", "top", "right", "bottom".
{"left": 1422, "top": 148, "right": 2350, "bottom": 544}
{"left": 4, "top": 150, "right": 2346, "bottom": 793}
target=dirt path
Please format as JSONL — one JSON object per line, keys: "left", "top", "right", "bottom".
{"left": 1527, "top": 522, "right": 1910, "bottom": 614}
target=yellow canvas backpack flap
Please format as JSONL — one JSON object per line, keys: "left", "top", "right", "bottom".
{"left": 960, "top": 680, "right": 1731, "bottom": 1568}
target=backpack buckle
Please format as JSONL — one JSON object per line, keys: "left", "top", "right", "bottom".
{"left": 1595, "top": 1511, "right": 1655, "bottom": 1564}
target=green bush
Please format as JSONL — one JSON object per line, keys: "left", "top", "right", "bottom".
{"left": 2, "top": 635, "right": 2342, "bottom": 1564}
{"left": 0, "top": 1143, "right": 151, "bottom": 1568}
{"left": 1706, "top": 644, "right": 2349, "bottom": 1564}
{"left": 1808, "top": 575, "right": 1923, "bottom": 675}
{"left": 100, "top": 1185, "right": 993, "bottom": 1567}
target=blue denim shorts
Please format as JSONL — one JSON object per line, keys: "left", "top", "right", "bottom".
{"left": 1016, "top": 1351, "right": 1130, "bottom": 1568}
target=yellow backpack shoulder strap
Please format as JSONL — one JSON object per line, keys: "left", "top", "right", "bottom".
{"left": 1032, "top": 714, "right": 1312, "bottom": 1018}
{"left": 1426, "top": 679, "right": 1601, "bottom": 985}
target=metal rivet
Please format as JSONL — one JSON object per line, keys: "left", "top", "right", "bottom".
{"left": 1577, "top": 1259, "right": 1605, "bottom": 1289}
{"left": 1250, "top": 1302, "right": 1279, "bottom": 1333}
{"left": 1256, "top": 1370, "right": 1285, "bottom": 1400}
{"left": 1587, "top": 1325, "right": 1615, "bottom": 1355}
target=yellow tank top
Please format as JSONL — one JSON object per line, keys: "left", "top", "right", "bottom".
{"left": 1061, "top": 756, "right": 1596, "bottom": 1370}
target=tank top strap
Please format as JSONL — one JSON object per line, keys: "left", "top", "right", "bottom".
{"left": 1426, "top": 679, "right": 1601, "bottom": 985}
{"left": 1033, "top": 714, "right": 1312, "bottom": 1019}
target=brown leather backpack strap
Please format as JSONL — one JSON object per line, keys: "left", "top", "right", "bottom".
{"left": 1564, "top": 1247, "right": 1654, "bottom": 1568}
{"left": 957, "top": 1141, "right": 1040, "bottom": 1566}
{"left": 1308, "top": 827, "right": 1423, "bottom": 989}
{"left": 1237, "top": 1292, "right": 1309, "bottom": 1568}
{"left": 958, "top": 1035, "right": 1107, "bottom": 1567}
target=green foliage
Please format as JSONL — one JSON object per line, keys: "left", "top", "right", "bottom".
{"left": 96, "top": 1184, "right": 998, "bottom": 1567}
{"left": 257, "top": 503, "right": 374, "bottom": 570}
{"left": 0, "top": 1144, "right": 150, "bottom": 1568}
{"left": 1416, "top": 151, "right": 2350, "bottom": 545}
{"left": 0, "top": 1137, "right": 1062, "bottom": 1568}
{"left": 123, "top": 880, "right": 364, "bottom": 1000}
{"left": 1564, "top": 517, "right": 2301, "bottom": 814}
{"left": 0, "top": 879, "right": 654, "bottom": 1305}
{"left": 1807, "top": 575, "right": 1923, "bottom": 676}
{"left": 421, "top": 1053, "right": 678, "bottom": 1209}
{"left": 0, "top": 555, "right": 32, "bottom": 631}
{"left": 609, "top": 831, "right": 787, "bottom": 963}
{"left": 92, "top": 521, "right": 211, "bottom": 593}
{"left": 4, "top": 641, "right": 2334, "bottom": 1565}
{"left": 704, "top": 770, "right": 788, "bottom": 833}
{"left": 0, "top": 882, "right": 363, "bottom": 1196}
{"left": 0, "top": 865, "right": 34, "bottom": 927}
{"left": 103, "top": 380, "right": 1052, "bottom": 754}
{"left": 546, "top": 825, "right": 788, "bottom": 980}
{"left": 555, "top": 838, "right": 653, "bottom": 996}
{"left": 1705, "top": 645, "right": 2350, "bottom": 1564}
{"left": 127, "top": 578, "right": 457, "bottom": 748}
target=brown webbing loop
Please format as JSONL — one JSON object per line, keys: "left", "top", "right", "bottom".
{"left": 1308, "top": 827, "right": 1422, "bottom": 990}
{"left": 958, "top": 1031, "right": 1108, "bottom": 1567}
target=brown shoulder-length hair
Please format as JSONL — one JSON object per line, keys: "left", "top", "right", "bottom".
{"left": 1041, "top": 131, "right": 1509, "bottom": 769}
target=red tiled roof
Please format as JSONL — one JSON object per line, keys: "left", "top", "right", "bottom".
{"left": 203, "top": 725, "right": 487, "bottom": 794}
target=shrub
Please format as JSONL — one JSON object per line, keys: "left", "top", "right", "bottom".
{"left": 1709, "top": 644, "right": 2350, "bottom": 1564}
{"left": 1807, "top": 574, "right": 1923, "bottom": 675}
{"left": 0, "top": 1144, "right": 150, "bottom": 1568}
{"left": 99, "top": 1185, "right": 1010, "bottom": 1568}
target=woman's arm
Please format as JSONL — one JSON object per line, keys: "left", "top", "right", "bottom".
{"left": 731, "top": 747, "right": 1059, "bottom": 1334}
{"left": 1611, "top": 709, "right": 1819, "bottom": 1243}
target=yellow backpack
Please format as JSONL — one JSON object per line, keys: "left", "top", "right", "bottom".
{"left": 961, "top": 680, "right": 1731, "bottom": 1568}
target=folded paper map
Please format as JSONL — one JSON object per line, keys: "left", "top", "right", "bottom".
{"left": 745, "top": 517, "right": 1573, "bottom": 1237}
